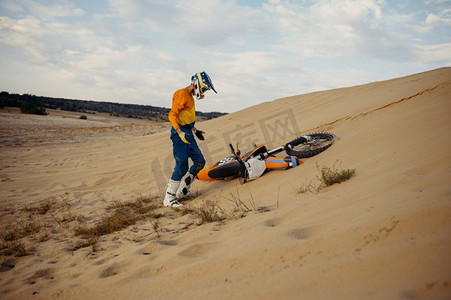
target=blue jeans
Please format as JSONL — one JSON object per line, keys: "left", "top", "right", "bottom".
{"left": 170, "top": 126, "right": 205, "bottom": 181}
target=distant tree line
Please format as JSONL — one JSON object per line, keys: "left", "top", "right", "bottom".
{"left": 0, "top": 92, "right": 48, "bottom": 115}
{"left": 0, "top": 91, "right": 227, "bottom": 121}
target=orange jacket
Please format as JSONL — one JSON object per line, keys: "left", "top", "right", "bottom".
{"left": 168, "top": 88, "right": 196, "bottom": 130}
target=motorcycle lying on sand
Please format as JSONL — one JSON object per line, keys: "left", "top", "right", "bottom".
{"left": 196, "top": 133, "right": 335, "bottom": 184}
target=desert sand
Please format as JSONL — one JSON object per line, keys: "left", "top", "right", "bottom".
{"left": 1, "top": 67, "right": 450, "bottom": 299}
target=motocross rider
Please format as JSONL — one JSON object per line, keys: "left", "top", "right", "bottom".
{"left": 163, "top": 71, "right": 217, "bottom": 207}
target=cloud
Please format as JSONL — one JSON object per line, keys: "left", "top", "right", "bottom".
{"left": 212, "top": 50, "right": 302, "bottom": 106}
{"left": 414, "top": 43, "right": 451, "bottom": 64}
{"left": 264, "top": 0, "right": 401, "bottom": 59}
{"left": 426, "top": 0, "right": 451, "bottom": 4}
{"left": 425, "top": 10, "right": 451, "bottom": 26}
{"left": 1, "top": 0, "right": 84, "bottom": 19}
{"left": 264, "top": 0, "right": 451, "bottom": 67}
{"left": 108, "top": 0, "right": 274, "bottom": 47}
{"left": 0, "top": 0, "right": 449, "bottom": 113}
{"left": 0, "top": 16, "right": 49, "bottom": 62}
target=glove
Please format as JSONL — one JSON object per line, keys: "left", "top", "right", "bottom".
{"left": 195, "top": 130, "right": 205, "bottom": 141}
{"left": 179, "top": 132, "right": 190, "bottom": 144}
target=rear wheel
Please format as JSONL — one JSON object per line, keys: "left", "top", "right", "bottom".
{"left": 285, "top": 133, "right": 334, "bottom": 158}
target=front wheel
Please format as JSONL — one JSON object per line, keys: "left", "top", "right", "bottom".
{"left": 285, "top": 133, "right": 334, "bottom": 158}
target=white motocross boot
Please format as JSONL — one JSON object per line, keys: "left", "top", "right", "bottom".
{"left": 163, "top": 179, "right": 183, "bottom": 207}
{"left": 176, "top": 172, "right": 195, "bottom": 199}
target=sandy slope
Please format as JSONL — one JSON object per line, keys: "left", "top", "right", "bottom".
{"left": 1, "top": 68, "right": 450, "bottom": 299}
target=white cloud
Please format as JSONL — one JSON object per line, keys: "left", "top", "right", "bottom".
{"left": 1, "top": 0, "right": 84, "bottom": 19}
{"left": 426, "top": 0, "right": 451, "bottom": 4}
{"left": 0, "top": 16, "right": 49, "bottom": 61}
{"left": 0, "top": 1, "right": 25, "bottom": 13}
{"left": 0, "top": 0, "right": 449, "bottom": 113}
{"left": 425, "top": 10, "right": 451, "bottom": 26}
{"left": 264, "top": 0, "right": 451, "bottom": 66}
{"left": 108, "top": 0, "right": 274, "bottom": 47}
{"left": 212, "top": 51, "right": 301, "bottom": 108}
{"left": 414, "top": 43, "right": 451, "bottom": 63}
{"left": 31, "top": 1, "right": 84, "bottom": 18}
{"left": 263, "top": 0, "right": 388, "bottom": 59}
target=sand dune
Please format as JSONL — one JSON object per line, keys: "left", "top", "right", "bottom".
{"left": 1, "top": 67, "right": 450, "bottom": 299}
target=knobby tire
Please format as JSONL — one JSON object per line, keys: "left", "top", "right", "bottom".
{"left": 285, "top": 133, "right": 334, "bottom": 158}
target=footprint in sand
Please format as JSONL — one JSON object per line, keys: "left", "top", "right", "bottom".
{"left": 264, "top": 218, "right": 281, "bottom": 227}
{"left": 402, "top": 281, "right": 449, "bottom": 299}
{"left": 0, "top": 175, "right": 13, "bottom": 182}
{"left": 154, "top": 240, "right": 177, "bottom": 246}
{"left": 286, "top": 228, "right": 312, "bottom": 240}
{"left": 99, "top": 266, "right": 119, "bottom": 278}
{"left": 95, "top": 177, "right": 110, "bottom": 185}
{"left": 138, "top": 247, "right": 152, "bottom": 255}
{"left": 99, "top": 262, "right": 129, "bottom": 279}
{"left": 74, "top": 182, "right": 88, "bottom": 188}
{"left": 0, "top": 258, "right": 16, "bottom": 272}
{"left": 179, "top": 244, "right": 211, "bottom": 258}
{"left": 93, "top": 258, "right": 107, "bottom": 266}
{"left": 24, "top": 268, "right": 54, "bottom": 284}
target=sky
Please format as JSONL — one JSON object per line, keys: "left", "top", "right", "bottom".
{"left": 0, "top": 0, "right": 450, "bottom": 113}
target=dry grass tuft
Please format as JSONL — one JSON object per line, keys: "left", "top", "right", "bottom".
{"left": 74, "top": 195, "right": 160, "bottom": 241}
{"left": 191, "top": 201, "right": 225, "bottom": 224}
{"left": 21, "top": 198, "right": 57, "bottom": 215}
{"left": 318, "top": 161, "right": 355, "bottom": 187}
{"left": 0, "top": 220, "right": 41, "bottom": 256}
{"left": 71, "top": 238, "right": 99, "bottom": 251}
{"left": 296, "top": 161, "right": 356, "bottom": 195}
{"left": 0, "top": 197, "right": 63, "bottom": 257}
{"left": 0, "top": 240, "right": 28, "bottom": 257}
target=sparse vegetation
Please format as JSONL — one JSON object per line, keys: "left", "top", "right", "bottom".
{"left": 1, "top": 221, "right": 41, "bottom": 242}
{"left": 296, "top": 161, "right": 356, "bottom": 194}
{"left": 0, "top": 240, "right": 28, "bottom": 257}
{"left": 152, "top": 220, "right": 161, "bottom": 238}
{"left": 22, "top": 198, "right": 57, "bottom": 215}
{"left": 0, "top": 161, "right": 355, "bottom": 259}
{"left": 295, "top": 181, "right": 322, "bottom": 194}
{"left": 0, "top": 220, "right": 41, "bottom": 256}
{"left": 221, "top": 187, "right": 257, "bottom": 213}
{"left": 75, "top": 196, "right": 160, "bottom": 239}
{"left": 55, "top": 212, "right": 84, "bottom": 227}
{"left": 191, "top": 201, "right": 225, "bottom": 224}
{"left": 182, "top": 186, "right": 276, "bottom": 225}
{"left": 0, "top": 194, "right": 169, "bottom": 257}
{"left": 72, "top": 238, "right": 99, "bottom": 251}
{"left": 0, "top": 185, "right": 277, "bottom": 258}
{"left": 318, "top": 161, "right": 355, "bottom": 187}
{"left": 0, "top": 197, "right": 74, "bottom": 257}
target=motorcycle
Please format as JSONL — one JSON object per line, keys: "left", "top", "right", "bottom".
{"left": 197, "top": 133, "right": 334, "bottom": 184}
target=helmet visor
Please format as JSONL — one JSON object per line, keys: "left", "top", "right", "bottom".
{"left": 191, "top": 71, "right": 217, "bottom": 99}
{"left": 200, "top": 72, "right": 217, "bottom": 94}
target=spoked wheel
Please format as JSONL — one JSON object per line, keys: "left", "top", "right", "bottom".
{"left": 285, "top": 133, "right": 334, "bottom": 158}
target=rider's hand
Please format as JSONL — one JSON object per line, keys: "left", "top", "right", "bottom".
{"left": 179, "top": 132, "right": 190, "bottom": 144}
{"left": 195, "top": 130, "right": 205, "bottom": 141}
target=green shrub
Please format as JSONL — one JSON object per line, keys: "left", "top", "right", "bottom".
{"left": 20, "top": 102, "right": 47, "bottom": 115}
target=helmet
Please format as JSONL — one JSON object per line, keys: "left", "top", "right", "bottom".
{"left": 191, "top": 71, "right": 217, "bottom": 100}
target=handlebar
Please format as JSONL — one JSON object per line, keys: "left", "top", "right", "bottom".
{"left": 229, "top": 143, "right": 243, "bottom": 164}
